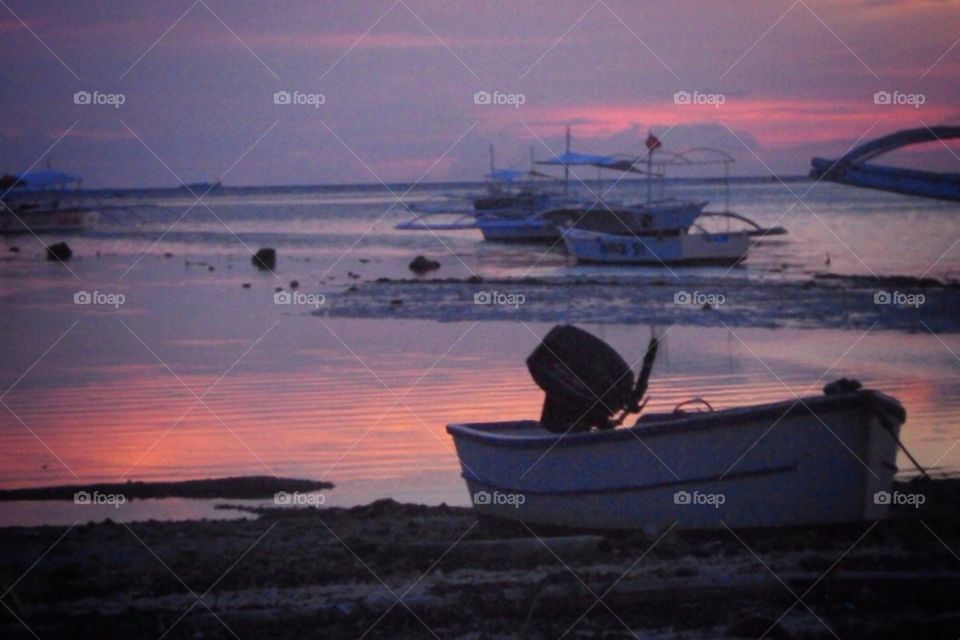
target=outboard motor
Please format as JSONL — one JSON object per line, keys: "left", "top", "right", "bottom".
{"left": 527, "top": 325, "right": 656, "bottom": 433}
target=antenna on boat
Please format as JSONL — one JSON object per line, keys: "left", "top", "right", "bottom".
{"left": 614, "top": 330, "right": 660, "bottom": 424}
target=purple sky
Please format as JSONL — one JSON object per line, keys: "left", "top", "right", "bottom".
{"left": 1, "top": 0, "right": 958, "bottom": 187}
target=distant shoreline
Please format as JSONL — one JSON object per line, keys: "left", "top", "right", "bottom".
{"left": 26, "top": 174, "right": 813, "bottom": 197}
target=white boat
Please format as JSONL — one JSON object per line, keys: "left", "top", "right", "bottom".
{"left": 561, "top": 226, "right": 752, "bottom": 265}
{"left": 448, "top": 388, "right": 906, "bottom": 530}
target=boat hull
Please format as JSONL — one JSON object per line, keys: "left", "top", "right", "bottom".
{"left": 447, "top": 391, "right": 905, "bottom": 530}
{"left": 475, "top": 217, "right": 561, "bottom": 242}
{"left": 562, "top": 228, "right": 751, "bottom": 265}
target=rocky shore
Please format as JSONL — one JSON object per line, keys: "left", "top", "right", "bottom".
{"left": 2, "top": 478, "right": 959, "bottom": 639}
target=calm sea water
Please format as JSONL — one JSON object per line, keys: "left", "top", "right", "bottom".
{"left": 1, "top": 179, "right": 958, "bottom": 525}
{"left": 16, "top": 178, "right": 960, "bottom": 282}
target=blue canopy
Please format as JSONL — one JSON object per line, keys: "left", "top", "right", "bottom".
{"left": 536, "top": 152, "right": 649, "bottom": 175}
{"left": 485, "top": 169, "right": 528, "bottom": 181}
{"left": 485, "top": 168, "right": 554, "bottom": 181}
{"left": 15, "top": 170, "right": 80, "bottom": 189}
{"left": 537, "top": 152, "right": 627, "bottom": 167}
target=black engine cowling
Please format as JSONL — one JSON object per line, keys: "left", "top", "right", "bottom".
{"left": 526, "top": 325, "right": 635, "bottom": 433}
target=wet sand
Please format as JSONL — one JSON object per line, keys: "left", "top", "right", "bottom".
{"left": 2, "top": 478, "right": 959, "bottom": 639}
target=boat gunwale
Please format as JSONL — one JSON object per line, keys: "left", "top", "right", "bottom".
{"left": 446, "top": 390, "right": 905, "bottom": 449}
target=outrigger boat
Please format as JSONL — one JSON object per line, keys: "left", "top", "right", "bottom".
{"left": 545, "top": 137, "right": 784, "bottom": 265}
{"left": 0, "top": 170, "right": 98, "bottom": 234}
{"left": 397, "top": 147, "right": 572, "bottom": 240}
{"left": 448, "top": 325, "right": 908, "bottom": 531}
{"left": 810, "top": 126, "right": 960, "bottom": 202}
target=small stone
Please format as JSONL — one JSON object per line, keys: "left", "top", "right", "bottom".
{"left": 252, "top": 248, "right": 276, "bottom": 271}
{"left": 467, "top": 275, "right": 483, "bottom": 284}
{"left": 390, "top": 298, "right": 403, "bottom": 305}
{"left": 408, "top": 255, "right": 440, "bottom": 274}
{"left": 8, "top": 246, "right": 19, "bottom": 253}
{"left": 289, "top": 280, "right": 299, "bottom": 289}
{"left": 46, "top": 242, "right": 72, "bottom": 262}
{"left": 242, "top": 283, "right": 251, "bottom": 289}
{"left": 208, "top": 265, "right": 214, "bottom": 271}
{"left": 275, "top": 286, "right": 283, "bottom": 293}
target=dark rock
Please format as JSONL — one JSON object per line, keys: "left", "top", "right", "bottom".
{"left": 275, "top": 286, "right": 283, "bottom": 293}
{"left": 8, "top": 246, "right": 19, "bottom": 253}
{"left": 348, "top": 272, "right": 360, "bottom": 279}
{"left": 252, "top": 248, "right": 276, "bottom": 271}
{"left": 467, "top": 275, "right": 483, "bottom": 284}
{"left": 359, "top": 258, "right": 370, "bottom": 264}
{"left": 408, "top": 255, "right": 440, "bottom": 274}
{"left": 289, "top": 280, "right": 299, "bottom": 290}
{"left": 163, "top": 252, "right": 174, "bottom": 258}
{"left": 242, "top": 283, "right": 251, "bottom": 289}
{"left": 46, "top": 242, "right": 72, "bottom": 262}
{"left": 347, "top": 285, "right": 358, "bottom": 292}
{"left": 208, "top": 266, "right": 214, "bottom": 271}
{"left": 390, "top": 299, "right": 403, "bottom": 305}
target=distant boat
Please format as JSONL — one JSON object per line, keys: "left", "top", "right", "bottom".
{"left": 810, "top": 126, "right": 960, "bottom": 202}
{"left": 1, "top": 170, "right": 98, "bottom": 234}
{"left": 397, "top": 147, "right": 572, "bottom": 239}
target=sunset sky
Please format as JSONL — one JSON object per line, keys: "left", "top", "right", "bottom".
{"left": 1, "top": 0, "right": 958, "bottom": 187}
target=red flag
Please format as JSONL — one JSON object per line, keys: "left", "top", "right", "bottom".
{"left": 645, "top": 133, "right": 662, "bottom": 151}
